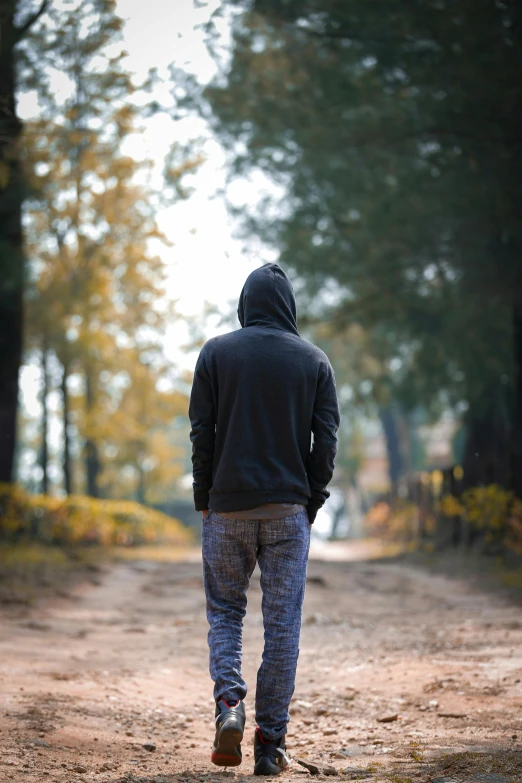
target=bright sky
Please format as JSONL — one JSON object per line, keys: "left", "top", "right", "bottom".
{"left": 18, "top": 0, "right": 282, "bottom": 375}
{"left": 115, "top": 0, "right": 282, "bottom": 365}
{"left": 118, "top": 0, "right": 284, "bottom": 340}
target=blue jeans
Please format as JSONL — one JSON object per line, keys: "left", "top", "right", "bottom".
{"left": 202, "top": 509, "right": 311, "bottom": 740}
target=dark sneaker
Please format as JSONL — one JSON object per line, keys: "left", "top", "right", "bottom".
{"left": 253, "top": 727, "right": 289, "bottom": 775}
{"left": 211, "top": 699, "right": 246, "bottom": 767}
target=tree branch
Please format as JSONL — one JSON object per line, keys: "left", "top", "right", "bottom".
{"left": 14, "top": 0, "right": 49, "bottom": 41}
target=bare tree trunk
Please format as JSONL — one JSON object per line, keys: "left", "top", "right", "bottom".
{"left": 512, "top": 297, "right": 522, "bottom": 498}
{"left": 136, "top": 451, "right": 146, "bottom": 505}
{"left": 40, "top": 344, "right": 49, "bottom": 493}
{"left": 61, "top": 362, "right": 73, "bottom": 495}
{"left": 0, "top": 1, "right": 48, "bottom": 484}
{"left": 0, "top": 3, "right": 24, "bottom": 484}
{"left": 84, "top": 369, "right": 100, "bottom": 497}
{"left": 378, "top": 405, "right": 403, "bottom": 504}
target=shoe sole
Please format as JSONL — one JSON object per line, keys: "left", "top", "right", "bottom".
{"left": 211, "top": 726, "right": 243, "bottom": 767}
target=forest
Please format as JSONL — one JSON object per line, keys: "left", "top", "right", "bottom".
{"left": 2, "top": 0, "right": 522, "bottom": 557}
{"left": 1, "top": 3, "right": 522, "bottom": 783}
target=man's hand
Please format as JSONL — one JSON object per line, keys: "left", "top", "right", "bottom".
{"left": 202, "top": 509, "right": 209, "bottom": 519}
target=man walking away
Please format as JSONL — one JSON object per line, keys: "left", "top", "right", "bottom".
{"left": 189, "top": 262, "right": 340, "bottom": 775}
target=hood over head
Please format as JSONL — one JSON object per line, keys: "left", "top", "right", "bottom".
{"left": 237, "top": 263, "right": 299, "bottom": 335}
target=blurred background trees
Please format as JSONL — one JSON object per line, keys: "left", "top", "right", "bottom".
{"left": 1, "top": 0, "right": 522, "bottom": 554}
{"left": 0, "top": 0, "right": 49, "bottom": 485}
{"left": 202, "top": 0, "right": 522, "bottom": 502}
{"left": 2, "top": 0, "right": 194, "bottom": 506}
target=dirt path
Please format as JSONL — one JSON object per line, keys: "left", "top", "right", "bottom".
{"left": 1, "top": 543, "right": 521, "bottom": 783}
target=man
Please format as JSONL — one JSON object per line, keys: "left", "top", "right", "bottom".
{"left": 189, "top": 263, "right": 340, "bottom": 775}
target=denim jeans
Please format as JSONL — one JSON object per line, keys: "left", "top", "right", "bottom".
{"left": 202, "top": 509, "right": 311, "bottom": 740}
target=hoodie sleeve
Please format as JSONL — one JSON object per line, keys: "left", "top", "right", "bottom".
{"left": 306, "top": 360, "right": 340, "bottom": 523}
{"left": 189, "top": 349, "right": 216, "bottom": 511}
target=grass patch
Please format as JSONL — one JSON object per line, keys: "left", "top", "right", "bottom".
{"left": 391, "top": 548, "right": 522, "bottom": 604}
{"left": 111, "top": 544, "right": 199, "bottom": 563}
{"left": 0, "top": 543, "right": 106, "bottom": 606}
{"left": 0, "top": 542, "right": 201, "bottom": 607}
{"left": 431, "top": 749, "right": 522, "bottom": 779}
{"left": 409, "top": 740, "right": 424, "bottom": 763}
{"left": 500, "top": 569, "right": 522, "bottom": 589}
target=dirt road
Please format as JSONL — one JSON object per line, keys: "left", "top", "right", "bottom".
{"left": 1, "top": 543, "right": 521, "bottom": 783}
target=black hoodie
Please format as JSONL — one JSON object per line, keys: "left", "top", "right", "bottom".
{"left": 188, "top": 263, "right": 340, "bottom": 522}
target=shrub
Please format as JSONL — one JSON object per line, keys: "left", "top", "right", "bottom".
{"left": 0, "top": 483, "right": 192, "bottom": 547}
{"left": 507, "top": 499, "right": 522, "bottom": 556}
{"left": 440, "top": 484, "right": 522, "bottom": 555}
{"left": 364, "top": 501, "right": 421, "bottom": 542}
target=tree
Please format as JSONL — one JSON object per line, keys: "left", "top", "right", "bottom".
{"left": 202, "top": 0, "right": 522, "bottom": 493}
{"left": 308, "top": 319, "right": 412, "bottom": 496}
{"left": 97, "top": 350, "right": 187, "bottom": 503}
{"left": 0, "top": 0, "right": 48, "bottom": 483}
{"left": 21, "top": 0, "right": 194, "bottom": 497}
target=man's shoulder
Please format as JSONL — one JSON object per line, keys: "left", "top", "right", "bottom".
{"left": 201, "top": 330, "right": 242, "bottom": 353}
{"left": 202, "top": 329, "right": 331, "bottom": 367}
{"left": 299, "top": 338, "right": 331, "bottom": 362}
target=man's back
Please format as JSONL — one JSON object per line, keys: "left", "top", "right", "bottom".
{"left": 189, "top": 263, "right": 339, "bottom": 521}
{"left": 189, "top": 263, "right": 340, "bottom": 774}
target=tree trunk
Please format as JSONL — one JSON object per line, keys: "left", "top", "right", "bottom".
{"left": 0, "top": 1, "right": 48, "bottom": 483}
{"left": 461, "top": 399, "right": 512, "bottom": 550}
{"left": 511, "top": 297, "right": 522, "bottom": 498}
{"left": 61, "top": 362, "right": 73, "bottom": 495}
{"left": 84, "top": 369, "right": 100, "bottom": 497}
{"left": 136, "top": 453, "right": 146, "bottom": 505}
{"left": 85, "top": 440, "right": 100, "bottom": 497}
{"left": 462, "top": 400, "right": 511, "bottom": 491}
{"left": 0, "top": 4, "right": 24, "bottom": 483}
{"left": 40, "top": 344, "right": 49, "bottom": 494}
{"left": 378, "top": 405, "right": 403, "bottom": 503}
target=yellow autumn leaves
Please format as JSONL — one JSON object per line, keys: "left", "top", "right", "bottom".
{"left": 0, "top": 483, "right": 193, "bottom": 547}
{"left": 440, "top": 485, "right": 522, "bottom": 555}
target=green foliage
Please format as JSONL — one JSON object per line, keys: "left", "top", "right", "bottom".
{"left": 440, "top": 484, "right": 522, "bottom": 555}
{"left": 0, "top": 482, "right": 193, "bottom": 547}
{"left": 409, "top": 740, "right": 424, "bottom": 763}
{"left": 202, "top": 0, "right": 522, "bottom": 489}
{"left": 435, "top": 749, "right": 522, "bottom": 778}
